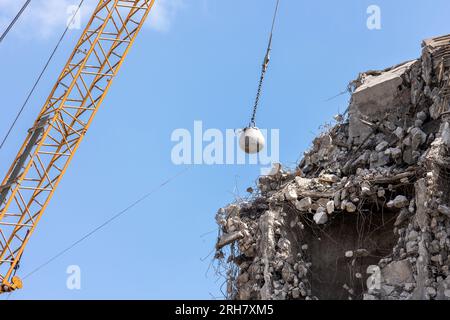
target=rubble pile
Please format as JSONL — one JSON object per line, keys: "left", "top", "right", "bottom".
{"left": 215, "top": 35, "right": 450, "bottom": 300}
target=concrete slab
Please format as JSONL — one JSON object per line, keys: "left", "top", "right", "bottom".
{"left": 348, "top": 60, "right": 417, "bottom": 144}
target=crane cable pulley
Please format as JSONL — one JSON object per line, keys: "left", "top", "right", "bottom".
{"left": 248, "top": 0, "right": 280, "bottom": 128}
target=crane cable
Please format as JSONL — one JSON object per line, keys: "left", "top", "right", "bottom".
{"left": 0, "top": 0, "right": 32, "bottom": 44}
{"left": 5, "top": 168, "right": 189, "bottom": 299}
{"left": 248, "top": 0, "right": 281, "bottom": 128}
{"left": 5, "top": 168, "right": 190, "bottom": 300}
{"left": 0, "top": 0, "right": 85, "bottom": 151}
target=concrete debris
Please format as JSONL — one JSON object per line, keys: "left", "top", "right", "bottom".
{"left": 326, "top": 200, "right": 335, "bottom": 214}
{"left": 216, "top": 231, "right": 244, "bottom": 250}
{"left": 392, "top": 195, "right": 410, "bottom": 209}
{"left": 295, "top": 197, "right": 312, "bottom": 211}
{"left": 342, "top": 200, "right": 357, "bottom": 213}
{"left": 375, "top": 141, "right": 389, "bottom": 152}
{"left": 349, "top": 60, "right": 417, "bottom": 145}
{"left": 394, "top": 208, "right": 410, "bottom": 227}
{"left": 215, "top": 34, "right": 450, "bottom": 300}
{"left": 345, "top": 251, "right": 354, "bottom": 258}
{"left": 354, "top": 249, "right": 370, "bottom": 257}
{"left": 382, "top": 260, "right": 414, "bottom": 286}
{"left": 438, "top": 205, "right": 450, "bottom": 218}
{"left": 319, "top": 173, "right": 339, "bottom": 184}
{"left": 284, "top": 186, "right": 298, "bottom": 201}
{"left": 442, "top": 122, "right": 450, "bottom": 147}
{"left": 313, "top": 210, "right": 328, "bottom": 225}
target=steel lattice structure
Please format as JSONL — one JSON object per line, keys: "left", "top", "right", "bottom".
{"left": 0, "top": 0, "right": 155, "bottom": 292}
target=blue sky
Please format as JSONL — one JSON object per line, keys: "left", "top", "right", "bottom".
{"left": 0, "top": 0, "right": 449, "bottom": 299}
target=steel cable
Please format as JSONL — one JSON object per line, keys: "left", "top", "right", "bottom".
{"left": 0, "top": 0, "right": 85, "bottom": 151}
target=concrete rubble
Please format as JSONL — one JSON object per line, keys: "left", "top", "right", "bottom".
{"left": 215, "top": 34, "right": 450, "bottom": 300}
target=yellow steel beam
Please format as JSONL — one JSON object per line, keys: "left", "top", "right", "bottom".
{"left": 0, "top": 0, "right": 155, "bottom": 293}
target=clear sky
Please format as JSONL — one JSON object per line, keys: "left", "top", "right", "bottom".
{"left": 0, "top": 0, "right": 449, "bottom": 299}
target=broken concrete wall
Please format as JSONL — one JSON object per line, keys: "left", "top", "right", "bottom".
{"left": 349, "top": 60, "right": 417, "bottom": 145}
{"left": 215, "top": 34, "right": 450, "bottom": 300}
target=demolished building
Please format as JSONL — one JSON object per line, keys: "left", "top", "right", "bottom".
{"left": 215, "top": 34, "right": 450, "bottom": 300}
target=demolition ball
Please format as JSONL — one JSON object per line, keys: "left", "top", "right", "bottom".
{"left": 239, "top": 127, "right": 265, "bottom": 154}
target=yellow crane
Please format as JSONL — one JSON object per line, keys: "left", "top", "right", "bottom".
{"left": 0, "top": 0, "right": 155, "bottom": 293}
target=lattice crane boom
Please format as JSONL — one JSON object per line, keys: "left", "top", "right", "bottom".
{"left": 0, "top": 0, "right": 155, "bottom": 293}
